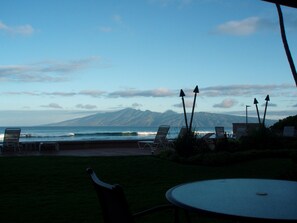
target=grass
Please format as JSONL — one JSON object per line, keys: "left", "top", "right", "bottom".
{"left": 0, "top": 155, "right": 296, "bottom": 223}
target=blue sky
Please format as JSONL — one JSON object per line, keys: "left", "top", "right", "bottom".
{"left": 0, "top": 0, "right": 296, "bottom": 126}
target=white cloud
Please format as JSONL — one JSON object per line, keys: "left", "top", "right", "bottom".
{"left": 99, "top": 26, "right": 113, "bottom": 33}
{"left": 0, "top": 22, "right": 6, "bottom": 29}
{"left": 108, "top": 88, "right": 175, "bottom": 98}
{"left": 148, "top": 0, "right": 173, "bottom": 7}
{"left": 3, "top": 91, "right": 39, "bottom": 96}
{"left": 2, "top": 90, "right": 105, "bottom": 98}
{"left": 0, "top": 57, "right": 100, "bottom": 82}
{"left": 79, "top": 90, "right": 106, "bottom": 97}
{"left": 0, "top": 21, "right": 34, "bottom": 36}
{"left": 113, "top": 14, "right": 123, "bottom": 24}
{"left": 2, "top": 84, "right": 295, "bottom": 101}
{"left": 215, "top": 17, "right": 269, "bottom": 36}
{"left": 173, "top": 99, "right": 194, "bottom": 108}
{"left": 261, "top": 102, "right": 277, "bottom": 107}
{"left": 148, "top": 0, "right": 192, "bottom": 7}
{"left": 43, "top": 92, "right": 76, "bottom": 97}
{"left": 201, "top": 84, "right": 296, "bottom": 98}
{"left": 213, "top": 98, "right": 238, "bottom": 108}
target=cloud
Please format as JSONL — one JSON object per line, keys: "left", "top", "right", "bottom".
{"left": 131, "top": 103, "right": 142, "bottom": 108}
{"left": 214, "top": 17, "right": 274, "bottom": 36}
{"left": 0, "top": 57, "right": 99, "bottom": 82}
{"left": 261, "top": 102, "right": 277, "bottom": 107}
{"left": 4, "top": 88, "right": 175, "bottom": 99}
{"left": 79, "top": 90, "right": 106, "bottom": 97}
{"left": 0, "top": 21, "right": 34, "bottom": 36}
{"left": 99, "top": 26, "right": 113, "bottom": 33}
{"left": 43, "top": 92, "right": 77, "bottom": 97}
{"left": 113, "top": 14, "right": 123, "bottom": 24}
{"left": 99, "top": 14, "right": 124, "bottom": 34}
{"left": 148, "top": 0, "right": 172, "bottom": 7}
{"left": 148, "top": 0, "right": 192, "bottom": 7}
{"left": 3, "top": 91, "right": 40, "bottom": 96}
{"left": 2, "top": 90, "right": 105, "bottom": 98}
{"left": 213, "top": 98, "right": 238, "bottom": 108}
{"left": 76, "top": 104, "right": 98, "bottom": 109}
{"left": 284, "top": 13, "right": 297, "bottom": 31}
{"left": 40, "top": 103, "right": 63, "bottom": 109}
{"left": 181, "top": 0, "right": 192, "bottom": 5}
{"left": 222, "top": 109, "right": 296, "bottom": 119}
{"left": 2, "top": 84, "right": 295, "bottom": 101}
{"left": 108, "top": 88, "right": 175, "bottom": 98}
{"left": 173, "top": 99, "right": 194, "bottom": 108}
{"left": 200, "top": 84, "right": 296, "bottom": 97}
{"left": 293, "top": 104, "right": 297, "bottom": 107}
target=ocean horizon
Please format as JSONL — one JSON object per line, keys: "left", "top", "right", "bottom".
{"left": 0, "top": 126, "right": 233, "bottom": 142}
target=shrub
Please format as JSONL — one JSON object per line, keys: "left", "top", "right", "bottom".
{"left": 160, "top": 125, "right": 296, "bottom": 166}
{"left": 173, "top": 131, "right": 211, "bottom": 157}
{"left": 270, "top": 115, "right": 297, "bottom": 133}
{"left": 239, "top": 127, "right": 282, "bottom": 150}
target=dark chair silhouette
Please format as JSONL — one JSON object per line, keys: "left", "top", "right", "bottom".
{"left": 86, "top": 168, "right": 179, "bottom": 223}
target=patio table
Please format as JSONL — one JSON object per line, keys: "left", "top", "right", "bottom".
{"left": 166, "top": 178, "right": 297, "bottom": 222}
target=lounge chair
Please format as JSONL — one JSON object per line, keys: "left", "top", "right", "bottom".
{"left": 201, "top": 132, "right": 215, "bottom": 150}
{"left": 283, "top": 126, "right": 295, "bottom": 137}
{"left": 138, "top": 125, "right": 170, "bottom": 154}
{"left": 0, "top": 128, "right": 22, "bottom": 153}
{"left": 86, "top": 168, "right": 178, "bottom": 223}
{"left": 177, "top": 126, "right": 188, "bottom": 139}
{"left": 167, "top": 126, "right": 188, "bottom": 148}
{"left": 215, "top": 126, "right": 225, "bottom": 139}
{"left": 232, "top": 123, "right": 248, "bottom": 139}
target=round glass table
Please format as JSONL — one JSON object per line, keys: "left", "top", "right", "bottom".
{"left": 166, "top": 178, "right": 297, "bottom": 222}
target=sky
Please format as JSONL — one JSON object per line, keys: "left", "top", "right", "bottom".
{"left": 0, "top": 0, "right": 297, "bottom": 126}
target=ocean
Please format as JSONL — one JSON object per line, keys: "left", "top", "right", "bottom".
{"left": 0, "top": 126, "right": 233, "bottom": 142}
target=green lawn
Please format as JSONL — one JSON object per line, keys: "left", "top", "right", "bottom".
{"left": 0, "top": 156, "right": 295, "bottom": 223}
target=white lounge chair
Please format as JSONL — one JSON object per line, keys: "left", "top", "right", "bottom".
{"left": 0, "top": 128, "right": 22, "bottom": 153}
{"left": 283, "top": 126, "right": 295, "bottom": 137}
{"left": 201, "top": 132, "right": 215, "bottom": 150}
{"left": 177, "top": 126, "right": 188, "bottom": 139}
{"left": 138, "top": 125, "right": 170, "bottom": 154}
{"left": 215, "top": 126, "right": 225, "bottom": 139}
{"left": 167, "top": 126, "right": 188, "bottom": 147}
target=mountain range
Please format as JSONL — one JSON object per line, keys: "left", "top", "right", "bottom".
{"left": 48, "top": 108, "right": 276, "bottom": 128}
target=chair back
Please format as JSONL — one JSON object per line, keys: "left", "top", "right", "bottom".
{"left": 201, "top": 132, "right": 215, "bottom": 150}
{"left": 215, "top": 126, "right": 225, "bottom": 139}
{"left": 153, "top": 125, "right": 170, "bottom": 144}
{"left": 86, "top": 168, "right": 135, "bottom": 223}
{"left": 3, "top": 128, "right": 21, "bottom": 149}
{"left": 177, "top": 127, "right": 188, "bottom": 138}
{"left": 283, "top": 126, "right": 295, "bottom": 137}
{"left": 201, "top": 132, "right": 215, "bottom": 139}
